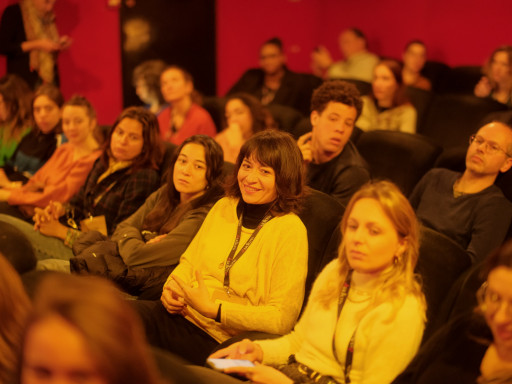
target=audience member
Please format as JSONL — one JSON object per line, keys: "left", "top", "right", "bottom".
{"left": 0, "top": 74, "right": 32, "bottom": 167}
{"left": 0, "top": 83, "right": 64, "bottom": 187}
{"left": 204, "top": 181, "right": 426, "bottom": 384}
{"left": 297, "top": 80, "right": 370, "bottom": 206}
{"left": 133, "top": 59, "right": 167, "bottom": 116}
{"left": 393, "top": 239, "right": 512, "bottom": 384}
{"left": 0, "top": 106, "right": 163, "bottom": 269}
{"left": 0, "top": 0, "right": 71, "bottom": 89}
{"left": 357, "top": 59, "right": 417, "bottom": 133}
{"left": 17, "top": 273, "right": 164, "bottom": 384}
{"left": 215, "top": 93, "right": 267, "bottom": 163}
{"left": 157, "top": 66, "right": 216, "bottom": 145}
{"left": 402, "top": 40, "right": 431, "bottom": 91}
{"left": 0, "top": 95, "right": 101, "bottom": 220}
{"left": 311, "top": 28, "right": 379, "bottom": 82}
{"left": 410, "top": 121, "right": 512, "bottom": 262}
{"left": 475, "top": 45, "right": 512, "bottom": 107}
{"left": 227, "top": 37, "right": 319, "bottom": 115}
{"left": 0, "top": 252, "right": 31, "bottom": 384}
{"left": 70, "top": 135, "right": 225, "bottom": 297}
{"left": 134, "top": 130, "right": 308, "bottom": 365}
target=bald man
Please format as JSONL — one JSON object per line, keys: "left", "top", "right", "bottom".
{"left": 410, "top": 122, "right": 512, "bottom": 262}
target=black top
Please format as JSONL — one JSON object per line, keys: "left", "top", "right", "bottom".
{"left": 227, "top": 67, "right": 321, "bottom": 116}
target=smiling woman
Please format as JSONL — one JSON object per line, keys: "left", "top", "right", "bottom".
{"left": 132, "top": 130, "right": 308, "bottom": 365}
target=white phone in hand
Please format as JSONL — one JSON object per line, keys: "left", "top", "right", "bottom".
{"left": 206, "top": 358, "right": 255, "bottom": 371}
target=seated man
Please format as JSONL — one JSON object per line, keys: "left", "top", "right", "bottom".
{"left": 311, "top": 27, "right": 379, "bottom": 82}
{"left": 298, "top": 80, "right": 370, "bottom": 206}
{"left": 410, "top": 121, "right": 512, "bottom": 262}
{"left": 227, "top": 37, "right": 321, "bottom": 116}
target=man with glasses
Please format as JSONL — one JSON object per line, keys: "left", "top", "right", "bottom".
{"left": 410, "top": 121, "right": 512, "bottom": 262}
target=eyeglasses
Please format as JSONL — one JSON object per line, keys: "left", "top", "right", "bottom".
{"left": 477, "top": 281, "right": 512, "bottom": 317}
{"left": 469, "top": 135, "right": 511, "bottom": 157}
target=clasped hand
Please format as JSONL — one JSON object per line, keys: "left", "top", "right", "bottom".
{"left": 161, "top": 270, "right": 217, "bottom": 319}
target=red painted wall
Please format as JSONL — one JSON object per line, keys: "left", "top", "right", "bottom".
{"left": 216, "top": 0, "right": 512, "bottom": 95}
{"left": 0, "top": 0, "right": 122, "bottom": 125}
{"left": 1, "top": 0, "right": 511, "bottom": 120}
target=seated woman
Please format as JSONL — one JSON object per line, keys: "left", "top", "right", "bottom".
{"left": 16, "top": 273, "right": 164, "bottom": 384}
{"left": 158, "top": 65, "right": 216, "bottom": 144}
{"left": 205, "top": 181, "right": 426, "bottom": 384}
{"left": 0, "top": 74, "right": 32, "bottom": 166}
{"left": 357, "top": 59, "right": 417, "bottom": 133}
{"left": 475, "top": 45, "right": 512, "bottom": 107}
{"left": 0, "top": 83, "right": 64, "bottom": 187}
{"left": 0, "top": 106, "right": 162, "bottom": 265}
{"left": 393, "top": 239, "right": 512, "bottom": 384}
{"left": 215, "top": 93, "right": 267, "bottom": 163}
{"left": 134, "top": 130, "right": 308, "bottom": 365}
{"left": 402, "top": 40, "right": 431, "bottom": 91}
{"left": 0, "top": 253, "right": 31, "bottom": 384}
{"left": 70, "top": 135, "right": 225, "bottom": 297}
{"left": 133, "top": 59, "right": 168, "bottom": 116}
{"left": 0, "top": 95, "right": 101, "bottom": 220}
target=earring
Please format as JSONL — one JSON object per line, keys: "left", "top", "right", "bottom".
{"left": 393, "top": 255, "right": 401, "bottom": 265}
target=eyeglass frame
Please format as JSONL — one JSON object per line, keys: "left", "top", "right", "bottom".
{"left": 469, "top": 134, "right": 511, "bottom": 157}
{"left": 477, "top": 281, "right": 512, "bottom": 317}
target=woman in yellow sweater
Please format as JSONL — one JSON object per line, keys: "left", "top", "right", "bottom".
{"left": 208, "top": 181, "right": 426, "bottom": 384}
{"left": 134, "top": 130, "right": 308, "bottom": 365}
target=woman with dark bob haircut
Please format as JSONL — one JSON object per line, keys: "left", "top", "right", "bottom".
{"left": 70, "top": 134, "right": 225, "bottom": 298}
{"left": 134, "top": 129, "right": 308, "bottom": 365}
{"left": 17, "top": 273, "right": 164, "bottom": 384}
{"left": 0, "top": 106, "right": 163, "bottom": 268}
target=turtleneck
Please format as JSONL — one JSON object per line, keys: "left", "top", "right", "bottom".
{"left": 236, "top": 200, "right": 274, "bottom": 229}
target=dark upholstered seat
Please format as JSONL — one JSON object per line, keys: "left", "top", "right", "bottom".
{"left": 355, "top": 130, "right": 442, "bottom": 196}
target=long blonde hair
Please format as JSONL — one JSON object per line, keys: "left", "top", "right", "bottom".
{"left": 316, "top": 181, "right": 426, "bottom": 322}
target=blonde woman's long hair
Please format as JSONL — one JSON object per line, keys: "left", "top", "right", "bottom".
{"left": 315, "top": 180, "right": 426, "bottom": 322}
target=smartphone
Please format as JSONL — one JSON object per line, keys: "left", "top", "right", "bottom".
{"left": 206, "top": 358, "right": 255, "bottom": 371}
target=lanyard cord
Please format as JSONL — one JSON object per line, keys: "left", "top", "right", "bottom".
{"left": 222, "top": 210, "right": 273, "bottom": 292}
{"left": 331, "top": 270, "right": 357, "bottom": 384}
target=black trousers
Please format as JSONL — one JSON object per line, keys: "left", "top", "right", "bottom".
{"left": 133, "top": 300, "right": 219, "bottom": 365}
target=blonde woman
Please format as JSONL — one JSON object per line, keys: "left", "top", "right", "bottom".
{"left": 208, "top": 181, "right": 426, "bottom": 384}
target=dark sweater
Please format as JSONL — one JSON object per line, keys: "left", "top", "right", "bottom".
{"left": 410, "top": 168, "right": 512, "bottom": 263}
{"left": 306, "top": 141, "right": 370, "bottom": 207}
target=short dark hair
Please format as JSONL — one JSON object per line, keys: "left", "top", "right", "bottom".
{"left": 261, "top": 37, "right": 283, "bottom": 52}
{"left": 349, "top": 27, "right": 366, "bottom": 41}
{"left": 310, "top": 80, "right": 363, "bottom": 118}
{"left": 223, "top": 93, "right": 267, "bottom": 134}
{"left": 101, "top": 106, "right": 163, "bottom": 171}
{"left": 404, "top": 39, "right": 426, "bottom": 51}
{"left": 225, "top": 130, "right": 305, "bottom": 215}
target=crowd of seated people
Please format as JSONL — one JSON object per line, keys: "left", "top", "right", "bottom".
{"left": 2, "top": 19, "right": 512, "bottom": 383}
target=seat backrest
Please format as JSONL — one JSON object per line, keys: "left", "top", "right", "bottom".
{"left": 336, "top": 77, "right": 372, "bottom": 96}
{"left": 202, "top": 96, "right": 227, "bottom": 133}
{"left": 267, "top": 104, "right": 304, "bottom": 134}
{"left": 415, "top": 226, "right": 472, "bottom": 341}
{"left": 297, "top": 188, "right": 345, "bottom": 302}
{"left": 405, "top": 86, "right": 434, "bottom": 133}
{"left": 441, "top": 65, "right": 482, "bottom": 95}
{"left": 419, "top": 93, "right": 507, "bottom": 150}
{"left": 421, "top": 60, "right": 452, "bottom": 93}
{"left": 355, "top": 130, "right": 442, "bottom": 196}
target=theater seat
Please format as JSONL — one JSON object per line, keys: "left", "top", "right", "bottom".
{"left": 267, "top": 104, "right": 304, "bottom": 134}
{"left": 355, "top": 130, "right": 442, "bottom": 196}
{"left": 406, "top": 86, "right": 434, "bottom": 133}
{"left": 202, "top": 96, "right": 227, "bottom": 133}
{"left": 415, "top": 226, "right": 472, "bottom": 342}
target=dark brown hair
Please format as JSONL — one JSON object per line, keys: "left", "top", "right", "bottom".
{"left": 0, "top": 74, "right": 32, "bottom": 138}
{"left": 371, "top": 59, "right": 410, "bottom": 108}
{"left": 225, "top": 130, "right": 305, "bottom": 215}
{"left": 310, "top": 80, "right": 363, "bottom": 118}
{"left": 32, "top": 83, "right": 64, "bottom": 133}
{"left": 63, "top": 94, "right": 97, "bottom": 121}
{"left": 223, "top": 92, "right": 267, "bottom": 134}
{"left": 101, "top": 106, "right": 163, "bottom": 171}
{"left": 18, "top": 274, "right": 163, "bottom": 384}
{"left": 142, "top": 135, "right": 225, "bottom": 234}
